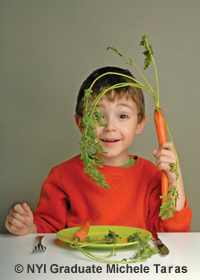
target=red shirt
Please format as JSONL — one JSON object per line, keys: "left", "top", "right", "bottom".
{"left": 33, "top": 155, "right": 192, "bottom": 233}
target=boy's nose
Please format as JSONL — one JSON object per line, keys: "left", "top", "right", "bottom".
{"left": 103, "top": 118, "right": 116, "bottom": 132}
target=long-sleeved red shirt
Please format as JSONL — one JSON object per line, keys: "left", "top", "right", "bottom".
{"left": 33, "top": 155, "right": 192, "bottom": 233}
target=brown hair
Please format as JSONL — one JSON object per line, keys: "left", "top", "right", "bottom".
{"left": 75, "top": 66, "right": 145, "bottom": 122}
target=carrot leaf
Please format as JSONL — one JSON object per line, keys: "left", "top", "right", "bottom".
{"left": 159, "top": 185, "right": 179, "bottom": 220}
{"left": 140, "top": 34, "right": 154, "bottom": 69}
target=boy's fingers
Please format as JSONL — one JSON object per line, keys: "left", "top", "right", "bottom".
{"left": 152, "top": 150, "right": 158, "bottom": 157}
{"left": 8, "top": 209, "right": 27, "bottom": 224}
{"left": 5, "top": 212, "right": 27, "bottom": 233}
{"left": 13, "top": 204, "right": 27, "bottom": 216}
{"left": 154, "top": 146, "right": 175, "bottom": 160}
{"left": 159, "top": 141, "right": 173, "bottom": 151}
{"left": 5, "top": 203, "right": 34, "bottom": 235}
{"left": 22, "top": 203, "right": 31, "bottom": 213}
{"left": 156, "top": 161, "right": 172, "bottom": 171}
{"left": 22, "top": 203, "right": 33, "bottom": 218}
{"left": 6, "top": 215, "right": 26, "bottom": 230}
{"left": 156, "top": 155, "right": 176, "bottom": 167}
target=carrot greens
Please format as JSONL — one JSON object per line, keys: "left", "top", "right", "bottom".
{"left": 102, "top": 230, "right": 122, "bottom": 244}
{"left": 85, "top": 230, "right": 122, "bottom": 245}
{"left": 71, "top": 230, "right": 158, "bottom": 264}
{"left": 122, "top": 231, "right": 159, "bottom": 262}
{"left": 80, "top": 34, "right": 179, "bottom": 219}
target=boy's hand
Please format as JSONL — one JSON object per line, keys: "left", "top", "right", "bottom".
{"left": 5, "top": 203, "right": 37, "bottom": 235}
{"left": 152, "top": 142, "right": 177, "bottom": 186}
{"left": 153, "top": 141, "right": 186, "bottom": 211}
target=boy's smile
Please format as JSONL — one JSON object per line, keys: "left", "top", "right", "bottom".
{"left": 101, "top": 138, "right": 120, "bottom": 144}
{"left": 94, "top": 94, "right": 146, "bottom": 166}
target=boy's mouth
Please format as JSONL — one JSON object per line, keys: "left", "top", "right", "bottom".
{"left": 101, "top": 139, "right": 119, "bottom": 142}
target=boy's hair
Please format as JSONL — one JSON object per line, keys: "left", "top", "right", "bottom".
{"left": 75, "top": 66, "right": 145, "bottom": 122}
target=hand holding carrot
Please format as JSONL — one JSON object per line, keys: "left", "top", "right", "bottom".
{"left": 5, "top": 203, "right": 37, "bottom": 236}
{"left": 152, "top": 142, "right": 177, "bottom": 186}
{"left": 153, "top": 142, "right": 186, "bottom": 211}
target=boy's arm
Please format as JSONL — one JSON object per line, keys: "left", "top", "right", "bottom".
{"left": 5, "top": 203, "right": 37, "bottom": 235}
{"left": 152, "top": 141, "right": 186, "bottom": 211}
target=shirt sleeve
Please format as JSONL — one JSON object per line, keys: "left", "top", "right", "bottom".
{"left": 33, "top": 166, "right": 68, "bottom": 233}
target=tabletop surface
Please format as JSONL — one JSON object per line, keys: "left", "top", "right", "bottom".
{"left": 0, "top": 232, "right": 199, "bottom": 280}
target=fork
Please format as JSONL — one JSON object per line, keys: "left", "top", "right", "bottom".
{"left": 32, "top": 235, "right": 46, "bottom": 253}
{"left": 151, "top": 231, "right": 169, "bottom": 255}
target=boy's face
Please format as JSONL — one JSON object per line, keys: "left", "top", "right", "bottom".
{"left": 90, "top": 93, "right": 146, "bottom": 166}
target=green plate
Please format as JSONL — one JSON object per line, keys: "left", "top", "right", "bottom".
{"left": 56, "top": 226, "right": 151, "bottom": 249}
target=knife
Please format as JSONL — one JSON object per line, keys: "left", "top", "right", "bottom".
{"left": 151, "top": 231, "right": 169, "bottom": 255}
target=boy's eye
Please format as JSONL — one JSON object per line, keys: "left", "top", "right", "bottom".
{"left": 93, "top": 112, "right": 104, "bottom": 119}
{"left": 119, "top": 114, "right": 128, "bottom": 119}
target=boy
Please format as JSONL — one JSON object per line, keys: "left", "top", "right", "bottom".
{"left": 5, "top": 66, "right": 192, "bottom": 235}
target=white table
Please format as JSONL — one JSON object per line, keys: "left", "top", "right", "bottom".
{"left": 0, "top": 233, "right": 199, "bottom": 280}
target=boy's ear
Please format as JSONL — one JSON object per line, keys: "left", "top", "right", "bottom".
{"left": 75, "top": 115, "right": 84, "bottom": 133}
{"left": 135, "top": 115, "right": 146, "bottom": 135}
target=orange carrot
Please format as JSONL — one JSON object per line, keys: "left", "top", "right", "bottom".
{"left": 73, "top": 221, "right": 91, "bottom": 242}
{"left": 154, "top": 109, "right": 168, "bottom": 204}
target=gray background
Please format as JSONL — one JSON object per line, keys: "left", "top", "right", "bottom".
{"left": 1, "top": 0, "right": 199, "bottom": 233}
